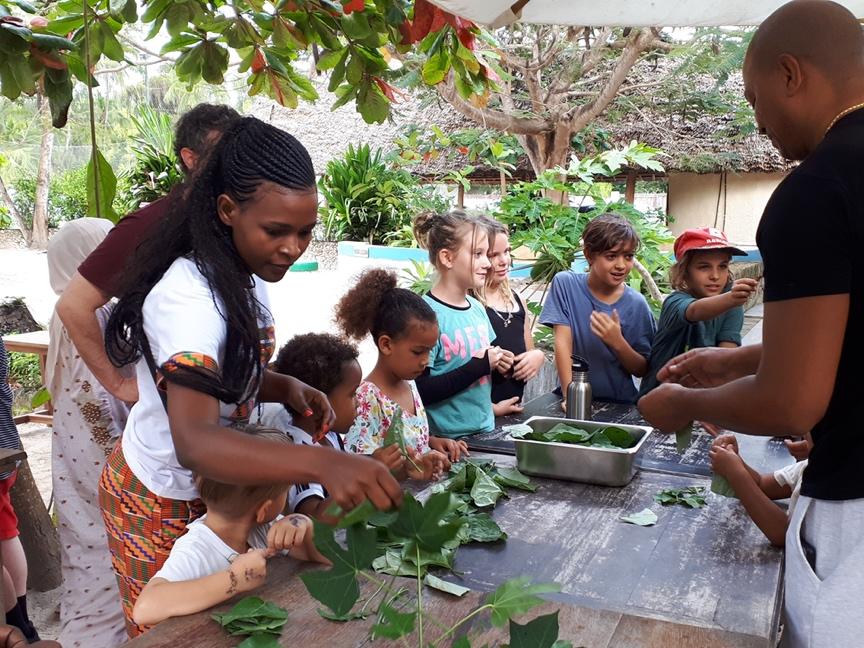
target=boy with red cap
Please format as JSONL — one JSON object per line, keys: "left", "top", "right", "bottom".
{"left": 638, "top": 227, "right": 758, "bottom": 396}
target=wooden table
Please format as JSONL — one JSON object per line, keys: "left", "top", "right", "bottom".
{"left": 124, "top": 394, "right": 786, "bottom": 647}
{"left": 125, "top": 555, "right": 774, "bottom": 648}
{"left": 3, "top": 330, "right": 52, "bottom": 426}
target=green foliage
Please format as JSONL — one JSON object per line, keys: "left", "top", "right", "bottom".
{"left": 653, "top": 486, "right": 707, "bottom": 509}
{"left": 319, "top": 143, "right": 447, "bottom": 244}
{"left": 510, "top": 423, "right": 637, "bottom": 449}
{"left": 301, "top": 463, "right": 566, "bottom": 646}
{"left": 394, "top": 125, "right": 521, "bottom": 178}
{"left": 212, "top": 596, "right": 288, "bottom": 644}
{"left": 401, "top": 259, "right": 436, "bottom": 295}
{"left": 86, "top": 145, "right": 119, "bottom": 223}
{"left": 10, "top": 166, "right": 89, "bottom": 227}
{"left": 494, "top": 141, "right": 673, "bottom": 310}
{"left": 6, "top": 350, "right": 40, "bottom": 389}
{"left": 119, "top": 105, "right": 183, "bottom": 212}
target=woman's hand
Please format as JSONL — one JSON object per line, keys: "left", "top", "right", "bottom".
{"left": 512, "top": 349, "right": 545, "bottom": 382}
{"left": 321, "top": 452, "right": 403, "bottom": 512}
{"left": 637, "top": 383, "right": 693, "bottom": 432}
{"left": 282, "top": 375, "right": 335, "bottom": 442}
{"left": 429, "top": 436, "right": 469, "bottom": 462}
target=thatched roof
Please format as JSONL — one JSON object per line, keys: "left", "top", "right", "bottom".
{"left": 254, "top": 63, "right": 791, "bottom": 181}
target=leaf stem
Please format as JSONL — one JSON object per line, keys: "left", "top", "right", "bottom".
{"left": 82, "top": 0, "right": 101, "bottom": 219}
{"left": 416, "top": 545, "right": 423, "bottom": 648}
{"left": 431, "top": 604, "right": 493, "bottom": 647}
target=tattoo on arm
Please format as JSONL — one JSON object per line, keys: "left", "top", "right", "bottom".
{"left": 287, "top": 515, "right": 303, "bottom": 528}
{"left": 244, "top": 568, "right": 256, "bottom": 582}
{"left": 226, "top": 569, "right": 238, "bottom": 595}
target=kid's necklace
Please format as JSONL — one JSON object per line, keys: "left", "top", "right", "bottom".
{"left": 492, "top": 286, "right": 515, "bottom": 328}
{"left": 826, "top": 102, "right": 864, "bottom": 133}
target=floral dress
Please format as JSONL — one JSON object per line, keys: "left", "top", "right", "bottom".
{"left": 346, "top": 381, "right": 430, "bottom": 455}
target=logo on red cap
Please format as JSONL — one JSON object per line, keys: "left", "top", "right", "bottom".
{"left": 674, "top": 227, "right": 746, "bottom": 260}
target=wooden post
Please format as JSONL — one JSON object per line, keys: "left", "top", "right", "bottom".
{"left": 457, "top": 183, "right": 465, "bottom": 208}
{"left": 10, "top": 457, "right": 60, "bottom": 591}
{"left": 625, "top": 170, "right": 637, "bottom": 204}
{"left": 499, "top": 170, "right": 507, "bottom": 197}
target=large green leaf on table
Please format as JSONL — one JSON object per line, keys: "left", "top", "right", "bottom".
{"left": 509, "top": 611, "right": 565, "bottom": 648}
{"left": 470, "top": 466, "right": 504, "bottom": 508}
{"left": 424, "top": 573, "right": 470, "bottom": 597}
{"left": 459, "top": 513, "right": 506, "bottom": 543}
{"left": 299, "top": 520, "right": 381, "bottom": 616}
{"left": 492, "top": 467, "right": 536, "bottom": 492}
{"left": 371, "top": 547, "right": 416, "bottom": 577}
{"left": 370, "top": 602, "right": 416, "bottom": 640}
{"left": 237, "top": 635, "right": 280, "bottom": 648}
{"left": 485, "top": 577, "right": 560, "bottom": 627}
{"left": 86, "top": 146, "right": 119, "bottom": 223}
{"left": 389, "top": 492, "right": 463, "bottom": 552}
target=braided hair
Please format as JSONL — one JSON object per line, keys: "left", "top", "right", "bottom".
{"left": 412, "top": 209, "right": 478, "bottom": 269}
{"left": 105, "top": 117, "right": 316, "bottom": 404}
{"left": 335, "top": 268, "right": 437, "bottom": 345}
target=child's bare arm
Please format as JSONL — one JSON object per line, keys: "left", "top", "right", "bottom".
{"left": 686, "top": 279, "right": 758, "bottom": 322}
{"left": 711, "top": 444, "right": 790, "bottom": 546}
{"left": 132, "top": 550, "right": 267, "bottom": 626}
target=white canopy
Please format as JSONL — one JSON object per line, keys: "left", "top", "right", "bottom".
{"left": 430, "top": 0, "right": 864, "bottom": 27}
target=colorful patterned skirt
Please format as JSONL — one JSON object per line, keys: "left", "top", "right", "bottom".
{"left": 98, "top": 443, "right": 205, "bottom": 638}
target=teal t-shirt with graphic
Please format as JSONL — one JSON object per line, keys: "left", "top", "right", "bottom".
{"left": 639, "top": 290, "right": 744, "bottom": 397}
{"left": 422, "top": 294, "right": 495, "bottom": 438}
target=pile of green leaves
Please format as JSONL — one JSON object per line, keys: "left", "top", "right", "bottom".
{"left": 212, "top": 596, "right": 288, "bottom": 648}
{"left": 510, "top": 423, "right": 637, "bottom": 450}
{"left": 710, "top": 474, "right": 737, "bottom": 498}
{"left": 299, "top": 471, "right": 573, "bottom": 647}
{"left": 653, "top": 486, "right": 707, "bottom": 509}
{"left": 371, "top": 459, "right": 534, "bottom": 579}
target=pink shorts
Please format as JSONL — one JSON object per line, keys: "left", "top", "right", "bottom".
{"left": 0, "top": 471, "right": 20, "bottom": 540}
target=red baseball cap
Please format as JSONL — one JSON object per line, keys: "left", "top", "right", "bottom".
{"left": 673, "top": 227, "right": 747, "bottom": 260}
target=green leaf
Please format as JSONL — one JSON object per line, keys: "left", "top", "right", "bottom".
{"left": 389, "top": 492, "right": 463, "bottom": 552}
{"left": 30, "top": 387, "right": 51, "bottom": 410}
{"left": 371, "top": 602, "right": 416, "bottom": 640}
{"left": 9, "top": 0, "right": 37, "bottom": 13}
{"left": 486, "top": 578, "right": 560, "bottom": 627}
{"left": 340, "top": 11, "right": 370, "bottom": 40}
{"left": 653, "top": 486, "right": 707, "bottom": 509}
{"left": 470, "top": 466, "right": 504, "bottom": 508}
{"left": 29, "top": 33, "right": 77, "bottom": 50}
{"left": 356, "top": 78, "right": 390, "bottom": 124}
{"left": 317, "top": 607, "right": 370, "bottom": 622}
{"left": 492, "top": 467, "right": 535, "bottom": 492}
{"left": 43, "top": 66, "right": 73, "bottom": 127}
{"left": 620, "top": 508, "right": 658, "bottom": 526}
{"left": 237, "top": 634, "right": 281, "bottom": 648}
{"left": 300, "top": 562, "right": 359, "bottom": 617}
{"left": 711, "top": 473, "right": 738, "bottom": 498}
{"left": 86, "top": 146, "right": 118, "bottom": 223}
{"left": 424, "top": 573, "right": 470, "bottom": 597}
{"left": 336, "top": 499, "right": 377, "bottom": 528}
{"left": 345, "top": 53, "right": 364, "bottom": 84}
{"left": 452, "top": 637, "right": 471, "bottom": 648}
{"left": 461, "top": 513, "right": 506, "bottom": 543}
{"left": 509, "top": 611, "right": 561, "bottom": 648}
{"left": 676, "top": 423, "right": 693, "bottom": 454}
{"left": 422, "top": 48, "right": 451, "bottom": 85}
{"left": 372, "top": 547, "right": 416, "bottom": 576}
{"left": 317, "top": 47, "right": 345, "bottom": 70}
{"left": 212, "top": 597, "right": 289, "bottom": 628}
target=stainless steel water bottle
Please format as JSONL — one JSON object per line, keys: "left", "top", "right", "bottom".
{"left": 565, "top": 354, "right": 593, "bottom": 420}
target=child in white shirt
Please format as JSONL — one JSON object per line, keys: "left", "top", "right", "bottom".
{"left": 709, "top": 433, "right": 811, "bottom": 546}
{"left": 132, "top": 429, "right": 328, "bottom": 626}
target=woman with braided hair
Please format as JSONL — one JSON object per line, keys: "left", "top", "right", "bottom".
{"left": 99, "top": 117, "right": 402, "bottom": 637}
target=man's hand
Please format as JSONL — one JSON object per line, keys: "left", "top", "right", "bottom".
{"left": 637, "top": 383, "right": 694, "bottom": 432}
{"left": 656, "top": 346, "right": 749, "bottom": 388}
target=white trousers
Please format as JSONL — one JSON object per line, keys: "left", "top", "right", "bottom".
{"left": 783, "top": 495, "right": 864, "bottom": 648}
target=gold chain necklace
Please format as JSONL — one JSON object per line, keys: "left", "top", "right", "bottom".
{"left": 826, "top": 102, "right": 864, "bottom": 133}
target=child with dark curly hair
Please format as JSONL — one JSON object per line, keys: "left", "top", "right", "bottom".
{"left": 335, "top": 268, "right": 466, "bottom": 473}
{"left": 271, "top": 333, "right": 363, "bottom": 520}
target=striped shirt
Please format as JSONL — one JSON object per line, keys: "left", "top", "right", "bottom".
{"left": 0, "top": 340, "right": 23, "bottom": 479}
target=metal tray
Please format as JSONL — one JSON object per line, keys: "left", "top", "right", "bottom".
{"left": 512, "top": 416, "right": 652, "bottom": 486}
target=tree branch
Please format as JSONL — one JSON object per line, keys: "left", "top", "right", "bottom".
{"left": 634, "top": 257, "right": 664, "bottom": 304}
{"left": 437, "top": 74, "right": 552, "bottom": 136}
{"left": 569, "top": 28, "right": 657, "bottom": 131}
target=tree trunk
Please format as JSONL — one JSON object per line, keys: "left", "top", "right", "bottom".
{"left": 29, "top": 94, "right": 54, "bottom": 250}
{"left": 10, "top": 457, "right": 60, "bottom": 591}
{"left": 0, "top": 175, "right": 30, "bottom": 246}
{"left": 518, "top": 123, "right": 573, "bottom": 203}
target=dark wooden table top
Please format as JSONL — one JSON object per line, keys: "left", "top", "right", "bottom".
{"left": 125, "top": 552, "right": 773, "bottom": 648}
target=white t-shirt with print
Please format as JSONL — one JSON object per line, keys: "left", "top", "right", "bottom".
{"left": 773, "top": 459, "right": 808, "bottom": 516}
{"left": 152, "top": 514, "right": 276, "bottom": 583}
{"left": 121, "top": 257, "right": 275, "bottom": 500}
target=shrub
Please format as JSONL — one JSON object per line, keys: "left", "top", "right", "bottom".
{"left": 319, "top": 144, "right": 448, "bottom": 245}
{"left": 11, "top": 166, "right": 90, "bottom": 227}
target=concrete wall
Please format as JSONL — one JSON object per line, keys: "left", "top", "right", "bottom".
{"left": 666, "top": 171, "right": 787, "bottom": 245}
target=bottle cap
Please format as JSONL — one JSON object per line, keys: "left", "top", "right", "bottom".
{"left": 571, "top": 354, "right": 589, "bottom": 372}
